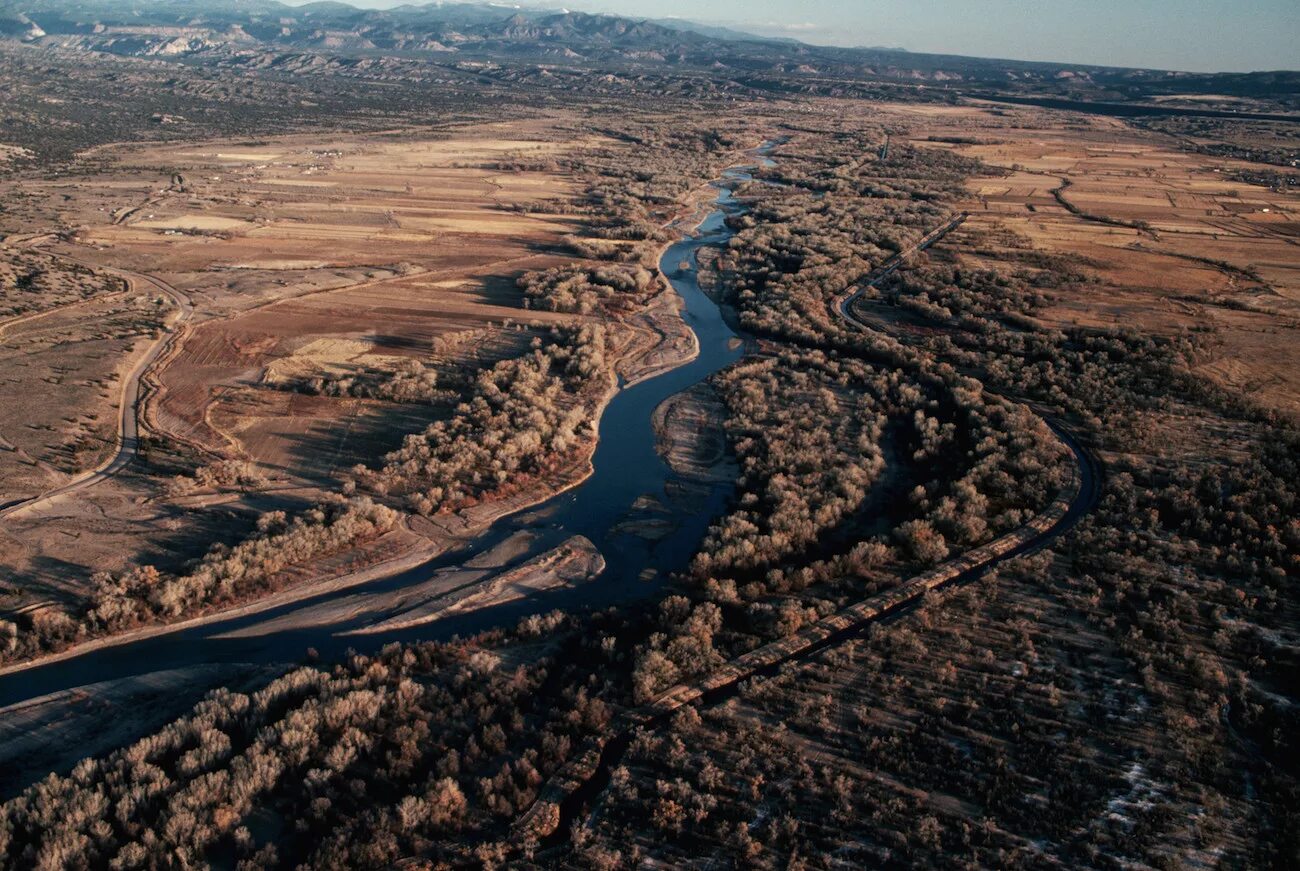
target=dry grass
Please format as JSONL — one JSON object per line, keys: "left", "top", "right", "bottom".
{"left": 0, "top": 259, "right": 160, "bottom": 504}
{"left": 883, "top": 102, "right": 1300, "bottom": 417}
{"left": 0, "top": 117, "right": 612, "bottom": 606}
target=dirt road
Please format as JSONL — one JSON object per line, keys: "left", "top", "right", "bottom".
{"left": 0, "top": 259, "right": 193, "bottom": 521}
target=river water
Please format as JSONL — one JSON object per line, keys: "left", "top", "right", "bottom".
{"left": 0, "top": 148, "right": 775, "bottom": 709}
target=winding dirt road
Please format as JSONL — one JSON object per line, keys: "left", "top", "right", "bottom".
{"left": 0, "top": 257, "right": 193, "bottom": 521}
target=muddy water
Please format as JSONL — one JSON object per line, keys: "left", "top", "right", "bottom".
{"left": 0, "top": 148, "right": 776, "bottom": 712}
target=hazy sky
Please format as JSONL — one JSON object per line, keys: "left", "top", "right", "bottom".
{"left": 585, "top": 0, "right": 1298, "bottom": 72}
{"left": 326, "top": 0, "right": 1298, "bottom": 73}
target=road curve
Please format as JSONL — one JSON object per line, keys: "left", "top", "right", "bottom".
{"left": 0, "top": 257, "right": 193, "bottom": 521}
{"left": 834, "top": 211, "right": 967, "bottom": 327}
{"left": 513, "top": 210, "right": 1102, "bottom": 848}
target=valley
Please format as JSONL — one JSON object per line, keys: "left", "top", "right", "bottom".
{"left": 0, "top": 3, "right": 1295, "bottom": 868}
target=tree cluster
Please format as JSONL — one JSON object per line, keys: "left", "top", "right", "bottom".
{"left": 297, "top": 358, "right": 440, "bottom": 404}
{"left": 0, "top": 620, "right": 619, "bottom": 869}
{"left": 518, "top": 263, "right": 655, "bottom": 315}
{"left": 1, "top": 497, "right": 398, "bottom": 666}
{"left": 354, "top": 325, "right": 610, "bottom": 516}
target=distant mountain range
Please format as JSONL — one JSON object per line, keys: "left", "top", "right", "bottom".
{"left": 0, "top": 0, "right": 1296, "bottom": 104}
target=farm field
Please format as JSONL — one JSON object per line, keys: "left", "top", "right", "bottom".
{"left": 0, "top": 118, "right": 632, "bottom": 609}
{"left": 890, "top": 102, "right": 1300, "bottom": 415}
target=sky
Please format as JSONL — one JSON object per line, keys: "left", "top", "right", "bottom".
{"left": 623, "top": 0, "right": 1300, "bottom": 73}
{"left": 319, "top": 0, "right": 1299, "bottom": 73}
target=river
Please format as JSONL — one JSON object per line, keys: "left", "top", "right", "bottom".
{"left": 0, "top": 146, "right": 776, "bottom": 709}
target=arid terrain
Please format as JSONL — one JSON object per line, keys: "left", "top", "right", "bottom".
{"left": 1, "top": 120, "right": 598, "bottom": 596}
{"left": 921, "top": 104, "right": 1300, "bottom": 412}
{"left": 0, "top": 1, "right": 1296, "bottom": 869}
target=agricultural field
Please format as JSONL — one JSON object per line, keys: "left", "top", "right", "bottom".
{"left": 86, "top": 125, "right": 594, "bottom": 471}
{"left": 891, "top": 102, "right": 1300, "bottom": 415}
{"left": 0, "top": 117, "right": 653, "bottom": 612}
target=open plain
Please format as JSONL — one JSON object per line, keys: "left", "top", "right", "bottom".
{"left": 0, "top": 119, "right": 639, "bottom": 610}
{"left": 906, "top": 104, "right": 1300, "bottom": 414}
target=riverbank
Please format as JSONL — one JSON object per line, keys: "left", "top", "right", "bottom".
{"left": 0, "top": 144, "right": 773, "bottom": 699}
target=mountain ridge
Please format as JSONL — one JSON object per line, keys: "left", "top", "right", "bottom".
{"left": 1, "top": 0, "right": 1296, "bottom": 105}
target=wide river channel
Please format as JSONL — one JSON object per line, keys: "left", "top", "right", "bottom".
{"left": 0, "top": 146, "right": 777, "bottom": 709}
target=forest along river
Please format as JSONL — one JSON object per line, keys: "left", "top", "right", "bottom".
{"left": 0, "top": 146, "right": 778, "bottom": 708}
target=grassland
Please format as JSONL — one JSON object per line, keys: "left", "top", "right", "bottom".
{"left": 892, "top": 102, "right": 1300, "bottom": 416}
{"left": 0, "top": 110, "right": 760, "bottom": 665}
{"left": 0, "top": 249, "right": 155, "bottom": 509}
